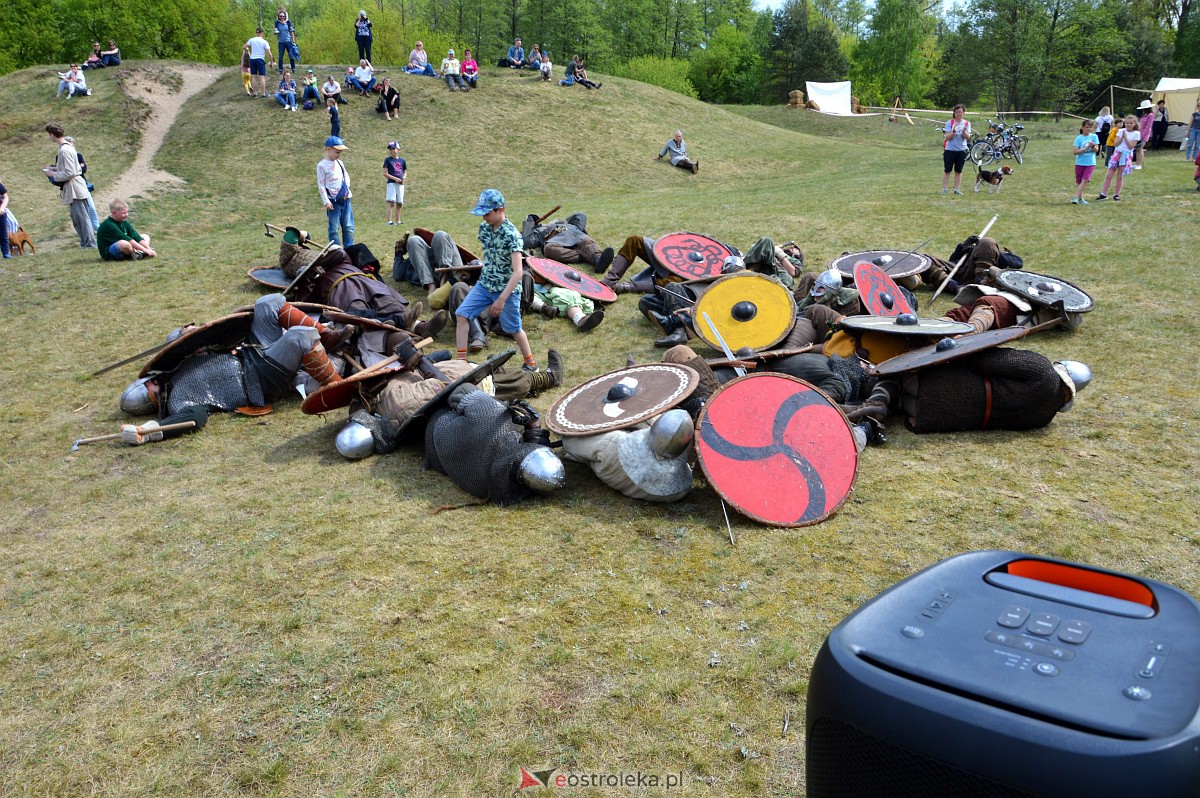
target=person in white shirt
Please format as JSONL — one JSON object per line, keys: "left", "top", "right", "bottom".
{"left": 440, "top": 49, "right": 469, "bottom": 91}
{"left": 347, "top": 59, "right": 376, "bottom": 95}
{"left": 245, "top": 28, "right": 274, "bottom": 97}
{"left": 317, "top": 136, "right": 354, "bottom": 246}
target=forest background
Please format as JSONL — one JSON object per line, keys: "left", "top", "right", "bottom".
{"left": 2, "top": 0, "right": 1197, "bottom": 114}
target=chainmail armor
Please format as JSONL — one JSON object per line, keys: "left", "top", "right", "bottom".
{"left": 423, "top": 390, "right": 542, "bottom": 504}
{"left": 350, "top": 410, "right": 397, "bottom": 454}
{"left": 165, "top": 354, "right": 249, "bottom": 415}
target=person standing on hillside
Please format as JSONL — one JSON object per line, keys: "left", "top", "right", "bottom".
{"left": 657, "top": 130, "right": 699, "bottom": 174}
{"left": 0, "top": 179, "right": 10, "bottom": 259}
{"left": 245, "top": 27, "right": 273, "bottom": 97}
{"left": 274, "top": 8, "right": 299, "bottom": 74}
{"left": 317, "top": 136, "right": 354, "bottom": 246}
{"left": 940, "top": 104, "right": 971, "bottom": 195}
{"left": 354, "top": 10, "right": 373, "bottom": 62}
{"left": 383, "top": 141, "right": 407, "bottom": 226}
{"left": 42, "top": 123, "right": 95, "bottom": 249}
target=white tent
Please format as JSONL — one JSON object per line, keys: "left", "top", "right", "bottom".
{"left": 806, "top": 81, "right": 853, "bottom": 116}
{"left": 1151, "top": 77, "right": 1200, "bottom": 143}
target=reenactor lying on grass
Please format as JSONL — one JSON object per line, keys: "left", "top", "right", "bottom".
{"left": 120, "top": 294, "right": 350, "bottom": 423}
{"left": 521, "top": 211, "right": 615, "bottom": 275}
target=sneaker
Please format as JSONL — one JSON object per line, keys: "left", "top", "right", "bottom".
{"left": 387, "top": 221, "right": 394, "bottom": 225}
{"left": 1112, "top": 195, "right": 1120, "bottom": 201}
{"left": 953, "top": 188, "right": 964, "bottom": 195}
{"left": 522, "top": 364, "right": 538, "bottom": 373}
{"left": 468, "top": 338, "right": 487, "bottom": 353}
{"left": 1079, "top": 198, "right": 1089, "bottom": 205}
{"left": 1070, "top": 197, "right": 1079, "bottom": 204}
{"left": 131, "top": 250, "right": 144, "bottom": 260}
{"left": 1095, "top": 193, "right": 1107, "bottom": 201}
{"left": 1133, "top": 165, "right": 1142, "bottom": 170}
{"left": 940, "top": 188, "right": 948, "bottom": 194}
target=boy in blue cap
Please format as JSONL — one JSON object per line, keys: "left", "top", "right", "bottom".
{"left": 455, "top": 189, "right": 537, "bottom": 370}
{"left": 317, "top": 136, "right": 353, "bottom": 246}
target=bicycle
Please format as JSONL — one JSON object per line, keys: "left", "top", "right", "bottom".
{"left": 970, "top": 120, "right": 1025, "bottom": 165}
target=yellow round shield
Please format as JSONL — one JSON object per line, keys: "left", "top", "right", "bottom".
{"left": 693, "top": 273, "right": 796, "bottom": 353}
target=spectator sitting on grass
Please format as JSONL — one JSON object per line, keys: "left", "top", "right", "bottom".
{"left": 321, "top": 74, "right": 347, "bottom": 104}
{"left": 98, "top": 198, "right": 156, "bottom": 261}
{"left": 347, "top": 59, "right": 377, "bottom": 95}
{"left": 461, "top": 49, "right": 479, "bottom": 88}
{"left": 405, "top": 42, "right": 436, "bottom": 76}
{"left": 506, "top": 38, "right": 525, "bottom": 68}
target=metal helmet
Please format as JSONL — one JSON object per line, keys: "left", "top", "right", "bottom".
{"left": 119, "top": 376, "right": 158, "bottom": 416}
{"left": 721, "top": 255, "right": 746, "bottom": 274}
{"left": 518, "top": 447, "right": 566, "bottom": 493}
{"left": 1057, "top": 360, "right": 1092, "bottom": 393}
{"left": 810, "top": 267, "right": 842, "bottom": 298}
{"left": 647, "top": 409, "right": 695, "bottom": 459}
{"left": 1055, "top": 360, "right": 1092, "bottom": 411}
{"left": 335, "top": 420, "right": 376, "bottom": 459}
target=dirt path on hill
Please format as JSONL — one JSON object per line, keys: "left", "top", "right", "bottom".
{"left": 103, "top": 65, "right": 224, "bottom": 202}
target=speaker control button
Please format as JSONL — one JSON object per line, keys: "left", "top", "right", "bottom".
{"left": 997, "top": 606, "right": 1029, "bottom": 628}
{"left": 1034, "top": 662, "right": 1060, "bottom": 677}
{"left": 1027, "top": 613, "right": 1060, "bottom": 637}
{"left": 901, "top": 625, "right": 925, "bottom": 639}
{"left": 1123, "top": 685, "right": 1152, "bottom": 701}
{"left": 1058, "top": 620, "right": 1092, "bottom": 644}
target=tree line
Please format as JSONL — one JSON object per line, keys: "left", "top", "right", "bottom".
{"left": 2, "top": 0, "right": 1195, "bottom": 113}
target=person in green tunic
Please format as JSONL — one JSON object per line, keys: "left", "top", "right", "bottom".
{"left": 97, "top": 197, "right": 156, "bottom": 260}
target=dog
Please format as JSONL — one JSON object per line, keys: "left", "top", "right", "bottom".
{"left": 975, "top": 164, "right": 1014, "bottom": 193}
{"left": 8, "top": 226, "right": 35, "bottom": 256}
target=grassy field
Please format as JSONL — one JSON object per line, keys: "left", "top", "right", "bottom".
{"left": 1, "top": 61, "right": 1198, "bottom": 797}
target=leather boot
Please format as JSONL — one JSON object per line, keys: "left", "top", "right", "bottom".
{"left": 403, "top": 301, "right": 425, "bottom": 332}
{"left": 414, "top": 309, "right": 449, "bottom": 338}
{"left": 611, "top": 279, "right": 654, "bottom": 295}
{"left": 546, "top": 349, "right": 564, "bottom": 387}
{"left": 654, "top": 328, "right": 689, "bottom": 348}
{"left": 594, "top": 246, "right": 615, "bottom": 274}
{"left": 467, "top": 317, "right": 487, "bottom": 352}
{"left": 300, "top": 342, "right": 342, "bottom": 386}
{"left": 642, "top": 308, "right": 671, "bottom": 334}
{"left": 964, "top": 304, "right": 996, "bottom": 334}
{"left": 604, "top": 254, "right": 631, "bottom": 282}
{"left": 576, "top": 309, "right": 604, "bottom": 331}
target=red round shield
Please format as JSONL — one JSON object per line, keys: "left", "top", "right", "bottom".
{"left": 696, "top": 374, "right": 858, "bottom": 527}
{"left": 853, "top": 261, "right": 913, "bottom": 317}
{"left": 527, "top": 257, "right": 618, "bottom": 303}
{"left": 651, "top": 232, "right": 734, "bottom": 281}
{"left": 301, "top": 365, "right": 401, "bottom": 414}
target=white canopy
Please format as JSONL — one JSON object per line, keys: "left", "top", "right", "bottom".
{"left": 1151, "top": 77, "right": 1200, "bottom": 124}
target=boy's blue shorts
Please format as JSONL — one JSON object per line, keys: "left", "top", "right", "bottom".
{"left": 455, "top": 284, "right": 523, "bottom": 334}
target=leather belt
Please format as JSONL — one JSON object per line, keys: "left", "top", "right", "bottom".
{"left": 981, "top": 376, "right": 993, "bottom": 429}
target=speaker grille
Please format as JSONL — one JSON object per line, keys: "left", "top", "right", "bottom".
{"left": 808, "top": 717, "right": 1041, "bottom": 797}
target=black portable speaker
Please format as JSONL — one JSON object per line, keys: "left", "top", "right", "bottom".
{"left": 806, "top": 551, "right": 1200, "bottom": 797}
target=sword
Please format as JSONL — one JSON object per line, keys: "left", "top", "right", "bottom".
{"left": 931, "top": 215, "right": 998, "bottom": 303}
{"left": 702, "top": 312, "right": 746, "bottom": 378}
{"left": 92, "top": 339, "right": 177, "bottom": 376}
{"left": 879, "top": 235, "right": 935, "bottom": 274}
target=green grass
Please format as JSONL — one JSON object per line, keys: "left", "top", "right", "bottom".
{"left": 2, "top": 61, "right": 1199, "bottom": 797}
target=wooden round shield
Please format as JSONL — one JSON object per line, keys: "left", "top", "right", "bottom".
{"left": 527, "top": 257, "right": 618, "bottom": 303}
{"left": 996, "top": 270, "right": 1095, "bottom": 313}
{"left": 837, "top": 315, "right": 973, "bottom": 337}
{"left": 546, "top": 364, "right": 699, "bottom": 437}
{"left": 829, "top": 249, "right": 931, "bottom": 280}
{"left": 300, "top": 364, "right": 401, "bottom": 414}
{"left": 695, "top": 373, "right": 858, "bottom": 527}
{"left": 395, "top": 349, "right": 517, "bottom": 442}
{"left": 413, "top": 227, "right": 480, "bottom": 265}
{"left": 870, "top": 326, "right": 1029, "bottom": 377}
{"left": 651, "top": 232, "right": 734, "bottom": 281}
{"left": 141, "top": 312, "right": 253, "bottom": 377}
{"left": 247, "top": 266, "right": 291, "bottom": 289}
{"left": 853, "top": 261, "right": 914, "bottom": 317}
{"left": 693, "top": 273, "right": 796, "bottom": 353}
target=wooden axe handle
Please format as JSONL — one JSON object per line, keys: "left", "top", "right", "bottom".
{"left": 350, "top": 338, "right": 434, "bottom": 377}
{"left": 72, "top": 421, "right": 197, "bottom": 448}
{"left": 535, "top": 205, "right": 561, "bottom": 225}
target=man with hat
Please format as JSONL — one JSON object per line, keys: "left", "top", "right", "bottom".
{"left": 795, "top": 267, "right": 862, "bottom": 316}
{"left": 300, "top": 69, "right": 320, "bottom": 105}
{"left": 317, "top": 136, "right": 354, "bottom": 247}
{"left": 440, "top": 49, "right": 469, "bottom": 91}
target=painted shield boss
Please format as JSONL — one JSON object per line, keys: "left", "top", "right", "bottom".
{"left": 853, "top": 261, "right": 914, "bottom": 317}
{"left": 527, "top": 257, "right": 618, "bottom": 303}
{"left": 870, "top": 326, "right": 1029, "bottom": 377}
{"left": 996, "top": 270, "right": 1095, "bottom": 313}
{"left": 696, "top": 373, "right": 858, "bottom": 527}
{"left": 693, "top": 272, "right": 796, "bottom": 353}
{"left": 652, "top": 232, "right": 734, "bottom": 281}
{"left": 546, "top": 364, "right": 699, "bottom": 437}
{"left": 829, "top": 249, "right": 931, "bottom": 280}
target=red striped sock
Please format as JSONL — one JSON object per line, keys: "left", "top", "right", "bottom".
{"left": 523, "top": 353, "right": 537, "bottom": 369}
{"left": 456, "top": 348, "right": 468, "bottom": 360}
